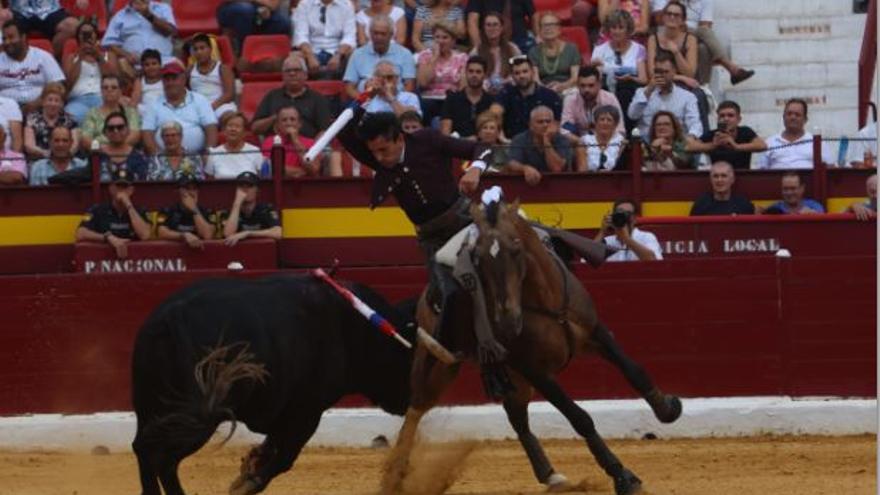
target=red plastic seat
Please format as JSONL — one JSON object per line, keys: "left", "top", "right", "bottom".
{"left": 29, "top": 38, "right": 54, "bottom": 54}
{"left": 174, "top": 0, "right": 223, "bottom": 37}
{"left": 215, "top": 35, "right": 235, "bottom": 67}
{"left": 561, "top": 26, "right": 591, "bottom": 65}
{"left": 239, "top": 81, "right": 278, "bottom": 123}
{"left": 61, "top": 0, "right": 109, "bottom": 32}
{"left": 240, "top": 34, "right": 291, "bottom": 82}
{"left": 535, "top": 0, "right": 573, "bottom": 24}
{"left": 61, "top": 38, "right": 78, "bottom": 59}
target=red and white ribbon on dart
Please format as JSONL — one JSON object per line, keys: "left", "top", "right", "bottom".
{"left": 312, "top": 268, "right": 457, "bottom": 364}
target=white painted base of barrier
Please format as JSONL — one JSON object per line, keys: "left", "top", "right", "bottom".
{"left": 0, "top": 397, "right": 874, "bottom": 452}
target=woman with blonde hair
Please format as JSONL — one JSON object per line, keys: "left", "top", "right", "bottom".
{"left": 416, "top": 21, "right": 468, "bottom": 124}
{"left": 474, "top": 110, "right": 508, "bottom": 172}
{"left": 24, "top": 82, "right": 79, "bottom": 159}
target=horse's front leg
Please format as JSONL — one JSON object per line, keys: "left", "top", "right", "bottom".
{"left": 381, "top": 332, "right": 461, "bottom": 494}
{"left": 502, "top": 371, "right": 571, "bottom": 492}
{"left": 592, "top": 321, "right": 682, "bottom": 423}
{"left": 516, "top": 366, "right": 642, "bottom": 495}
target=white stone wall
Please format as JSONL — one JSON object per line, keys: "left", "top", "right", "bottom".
{"left": 710, "top": 0, "right": 869, "bottom": 140}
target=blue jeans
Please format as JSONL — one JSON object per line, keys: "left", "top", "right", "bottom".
{"left": 216, "top": 2, "right": 291, "bottom": 48}
{"left": 65, "top": 93, "right": 102, "bottom": 124}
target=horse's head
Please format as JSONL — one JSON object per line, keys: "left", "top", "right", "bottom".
{"left": 469, "top": 199, "right": 526, "bottom": 340}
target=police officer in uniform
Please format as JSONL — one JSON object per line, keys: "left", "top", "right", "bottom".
{"left": 75, "top": 167, "right": 152, "bottom": 259}
{"left": 157, "top": 174, "right": 217, "bottom": 248}
{"left": 222, "top": 171, "right": 283, "bottom": 246}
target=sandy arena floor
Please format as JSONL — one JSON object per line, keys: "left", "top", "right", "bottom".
{"left": 0, "top": 435, "right": 874, "bottom": 494}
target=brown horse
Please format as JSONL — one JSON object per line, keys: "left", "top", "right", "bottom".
{"left": 382, "top": 199, "right": 682, "bottom": 495}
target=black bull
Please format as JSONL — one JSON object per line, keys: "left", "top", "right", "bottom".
{"left": 131, "top": 274, "right": 417, "bottom": 495}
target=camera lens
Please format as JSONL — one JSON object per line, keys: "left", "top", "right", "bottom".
{"left": 611, "top": 211, "right": 629, "bottom": 228}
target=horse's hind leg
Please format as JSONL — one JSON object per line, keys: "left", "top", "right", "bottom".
{"left": 518, "top": 368, "right": 642, "bottom": 495}
{"left": 592, "top": 321, "right": 682, "bottom": 423}
{"left": 502, "top": 373, "right": 570, "bottom": 491}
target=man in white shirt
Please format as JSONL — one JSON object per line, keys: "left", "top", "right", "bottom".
{"left": 594, "top": 199, "right": 662, "bottom": 262}
{"left": 627, "top": 52, "right": 703, "bottom": 141}
{"left": 142, "top": 61, "right": 218, "bottom": 154}
{"left": 847, "top": 121, "right": 877, "bottom": 168}
{"left": 755, "top": 98, "right": 834, "bottom": 170}
{"left": 0, "top": 94, "right": 22, "bottom": 151}
{"left": 0, "top": 20, "right": 65, "bottom": 111}
{"left": 293, "top": 0, "right": 356, "bottom": 78}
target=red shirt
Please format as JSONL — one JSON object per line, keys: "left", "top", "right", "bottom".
{"left": 261, "top": 134, "right": 315, "bottom": 174}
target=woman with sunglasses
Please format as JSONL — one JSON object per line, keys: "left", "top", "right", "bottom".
{"left": 62, "top": 20, "right": 119, "bottom": 124}
{"left": 81, "top": 75, "right": 141, "bottom": 150}
{"left": 528, "top": 12, "right": 580, "bottom": 93}
{"left": 581, "top": 105, "right": 626, "bottom": 171}
{"left": 470, "top": 12, "right": 520, "bottom": 94}
{"left": 98, "top": 111, "right": 149, "bottom": 181}
{"left": 647, "top": 1, "right": 697, "bottom": 82}
{"left": 23, "top": 82, "right": 79, "bottom": 160}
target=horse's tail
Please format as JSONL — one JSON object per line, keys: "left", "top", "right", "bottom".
{"left": 141, "top": 342, "right": 269, "bottom": 448}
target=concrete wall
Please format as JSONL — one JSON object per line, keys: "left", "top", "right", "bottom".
{"left": 711, "top": 0, "right": 869, "bottom": 139}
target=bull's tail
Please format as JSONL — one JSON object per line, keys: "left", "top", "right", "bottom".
{"left": 141, "top": 342, "right": 269, "bottom": 449}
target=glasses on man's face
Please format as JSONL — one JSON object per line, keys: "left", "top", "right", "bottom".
{"left": 320, "top": 5, "right": 326, "bottom": 24}
{"left": 105, "top": 124, "right": 127, "bottom": 133}
{"left": 665, "top": 11, "right": 683, "bottom": 18}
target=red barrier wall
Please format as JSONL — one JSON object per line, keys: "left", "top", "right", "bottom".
{"left": 0, "top": 255, "right": 873, "bottom": 416}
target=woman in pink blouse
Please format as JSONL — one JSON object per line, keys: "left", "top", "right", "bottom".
{"left": 0, "top": 124, "right": 27, "bottom": 185}
{"left": 415, "top": 21, "right": 468, "bottom": 126}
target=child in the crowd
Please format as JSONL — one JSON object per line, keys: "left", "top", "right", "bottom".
{"left": 131, "top": 50, "right": 165, "bottom": 117}
{"left": 399, "top": 110, "right": 423, "bottom": 134}
{"left": 187, "top": 34, "right": 237, "bottom": 120}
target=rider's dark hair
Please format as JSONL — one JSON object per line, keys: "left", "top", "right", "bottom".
{"left": 357, "top": 112, "right": 401, "bottom": 142}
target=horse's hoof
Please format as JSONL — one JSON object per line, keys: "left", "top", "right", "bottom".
{"left": 655, "top": 395, "right": 682, "bottom": 424}
{"left": 614, "top": 469, "right": 642, "bottom": 495}
{"left": 545, "top": 472, "right": 572, "bottom": 492}
{"left": 229, "top": 475, "right": 262, "bottom": 495}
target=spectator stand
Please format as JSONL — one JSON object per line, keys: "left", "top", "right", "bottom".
{"left": 239, "top": 34, "right": 292, "bottom": 81}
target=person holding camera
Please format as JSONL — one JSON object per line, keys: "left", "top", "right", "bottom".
{"left": 62, "top": 21, "right": 119, "bottom": 124}
{"left": 594, "top": 199, "right": 662, "bottom": 262}
{"left": 688, "top": 100, "right": 765, "bottom": 170}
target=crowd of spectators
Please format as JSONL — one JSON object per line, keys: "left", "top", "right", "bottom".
{"left": 0, "top": 0, "right": 875, "bottom": 252}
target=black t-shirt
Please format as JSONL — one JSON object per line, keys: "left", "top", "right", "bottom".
{"left": 80, "top": 203, "right": 148, "bottom": 239}
{"left": 221, "top": 203, "right": 280, "bottom": 232}
{"left": 157, "top": 203, "right": 215, "bottom": 234}
{"left": 465, "top": 0, "right": 535, "bottom": 40}
{"left": 252, "top": 87, "right": 332, "bottom": 138}
{"left": 698, "top": 126, "right": 758, "bottom": 170}
{"left": 440, "top": 90, "right": 495, "bottom": 138}
{"left": 690, "top": 192, "right": 755, "bottom": 216}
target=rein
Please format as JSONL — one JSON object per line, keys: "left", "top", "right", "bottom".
{"left": 522, "top": 248, "right": 577, "bottom": 368}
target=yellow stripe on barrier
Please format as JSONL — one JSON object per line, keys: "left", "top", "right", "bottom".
{"left": 0, "top": 215, "right": 82, "bottom": 246}
{"left": 827, "top": 197, "right": 862, "bottom": 214}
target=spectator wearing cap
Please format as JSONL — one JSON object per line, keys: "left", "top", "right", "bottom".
{"left": 343, "top": 16, "right": 416, "bottom": 100}
{"left": 440, "top": 55, "right": 494, "bottom": 139}
{"left": 206, "top": 112, "right": 264, "bottom": 179}
{"left": 156, "top": 175, "right": 217, "bottom": 247}
{"left": 251, "top": 54, "right": 333, "bottom": 139}
{"left": 102, "top": 0, "right": 177, "bottom": 80}
{"left": 363, "top": 61, "right": 421, "bottom": 116}
{"left": 29, "top": 126, "right": 86, "bottom": 186}
{"left": 293, "top": 0, "right": 357, "bottom": 79}
{"left": 505, "top": 106, "right": 576, "bottom": 186}
{"left": 562, "top": 66, "right": 625, "bottom": 138}
{"left": 0, "top": 20, "right": 66, "bottom": 112}
{"left": 147, "top": 121, "right": 206, "bottom": 181}
{"left": 261, "top": 106, "right": 342, "bottom": 178}
{"left": 0, "top": 123, "right": 27, "bottom": 185}
{"left": 689, "top": 100, "right": 766, "bottom": 170}
{"left": 761, "top": 172, "right": 824, "bottom": 215}
{"left": 690, "top": 161, "right": 755, "bottom": 216}
{"left": 217, "top": 0, "right": 291, "bottom": 54}
{"left": 489, "top": 56, "right": 562, "bottom": 140}
{"left": 0, "top": 94, "right": 23, "bottom": 152}
{"left": 75, "top": 168, "right": 151, "bottom": 259}
{"left": 1, "top": 0, "right": 79, "bottom": 56}
{"left": 221, "top": 171, "right": 282, "bottom": 246}
{"left": 81, "top": 75, "right": 141, "bottom": 150}
{"left": 581, "top": 106, "right": 626, "bottom": 171}
{"left": 142, "top": 60, "right": 219, "bottom": 155}
{"left": 98, "top": 111, "right": 149, "bottom": 182}
{"left": 757, "top": 98, "right": 835, "bottom": 170}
